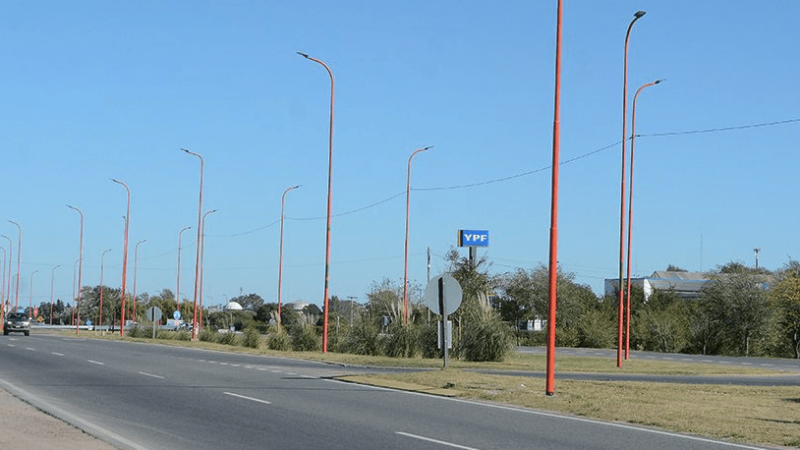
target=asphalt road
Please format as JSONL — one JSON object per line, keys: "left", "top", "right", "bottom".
{"left": 0, "top": 335, "right": 777, "bottom": 450}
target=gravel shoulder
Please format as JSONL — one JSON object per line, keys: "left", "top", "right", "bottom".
{"left": 0, "top": 388, "right": 118, "bottom": 450}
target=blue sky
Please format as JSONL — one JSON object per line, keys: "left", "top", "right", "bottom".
{"left": 1, "top": 1, "right": 798, "bottom": 311}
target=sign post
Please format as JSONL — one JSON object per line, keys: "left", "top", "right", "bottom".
{"left": 423, "top": 274, "right": 462, "bottom": 370}
{"left": 147, "top": 306, "right": 162, "bottom": 339}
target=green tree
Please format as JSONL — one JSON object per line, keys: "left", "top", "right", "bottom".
{"left": 700, "top": 272, "right": 772, "bottom": 356}
{"left": 768, "top": 273, "right": 800, "bottom": 358}
{"left": 230, "top": 293, "right": 264, "bottom": 311}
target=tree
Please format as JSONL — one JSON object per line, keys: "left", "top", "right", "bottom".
{"left": 637, "top": 289, "right": 690, "bottom": 353}
{"left": 699, "top": 272, "right": 772, "bottom": 356}
{"left": 768, "top": 271, "right": 800, "bottom": 358}
{"left": 665, "top": 264, "right": 687, "bottom": 272}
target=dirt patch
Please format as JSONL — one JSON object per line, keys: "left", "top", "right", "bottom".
{"left": 0, "top": 389, "right": 118, "bottom": 450}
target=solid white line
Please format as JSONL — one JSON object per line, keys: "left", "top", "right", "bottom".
{"left": 87, "top": 360, "right": 104, "bottom": 365}
{"left": 139, "top": 372, "right": 164, "bottom": 379}
{"left": 223, "top": 392, "right": 271, "bottom": 405}
{"left": 396, "top": 432, "right": 480, "bottom": 450}
{"left": 52, "top": 352, "right": 64, "bottom": 356}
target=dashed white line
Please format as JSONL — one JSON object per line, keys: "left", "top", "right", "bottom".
{"left": 223, "top": 392, "right": 271, "bottom": 405}
{"left": 26, "top": 347, "right": 36, "bottom": 351}
{"left": 396, "top": 432, "right": 480, "bottom": 450}
{"left": 139, "top": 372, "right": 165, "bottom": 379}
{"left": 52, "top": 352, "right": 64, "bottom": 356}
{"left": 87, "top": 360, "right": 105, "bottom": 365}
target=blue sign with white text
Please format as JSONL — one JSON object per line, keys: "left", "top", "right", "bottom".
{"left": 458, "top": 230, "right": 489, "bottom": 247}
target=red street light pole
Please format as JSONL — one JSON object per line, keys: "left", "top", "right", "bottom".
{"left": 8, "top": 220, "right": 22, "bottom": 311}
{"left": 29, "top": 269, "right": 39, "bottom": 318}
{"left": 112, "top": 179, "right": 131, "bottom": 336}
{"left": 403, "top": 146, "right": 432, "bottom": 325}
{"left": 100, "top": 249, "right": 111, "bottom": 329}
{"left": 278, "top": 186, "right": 300, "bottom": 327}
{"left": 624, "top": 79, "right": 662, "bottom": 360}
{"left": 545, "top": 0, "right": 563, "bottom": 397}
{"left": 617, "top": 10, "right": 646, "bottom": 368}
{"left": 0, "top": 246, "right": 5, "bottom": 328}
{"left": 182, "top": 148, "right": 204, "bottom": 340}
{"left": 199, "top": 209, "right": 217, "bottom": 330}
{"left": 177, "top": 226, "right": 191, "bottom": 319}
{"left": 133, "top": 239, "right": 147, "bottom": 324}
{"left": 298, "top": 51, "right": 335, "bottom": 353}
{"left": 49, "top": 265, "right": 60, "bottom": 326}
{"left": 67, "top": 205, "right": 84, "bottom": 334}
{"left": 2, "top": 234, "right": 12, "bottom": 315}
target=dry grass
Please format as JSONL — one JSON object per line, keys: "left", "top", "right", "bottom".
{"left": 342, "top": 370, "right": 800, "bottom": 449}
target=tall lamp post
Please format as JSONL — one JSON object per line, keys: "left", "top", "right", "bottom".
{"left": 133, "top": 239, "right": 147, "bottom": 324}
{"left": 8, "top": 220, "right": 21, "bottom": 311}
{"left": 278, "top": 186, "right": 300, "bottom": 326}
{"left": 617, "top": 10, "right": 646, "bottom": 368}
{"left": 545, "top": 0, "right": 564, "bottom": 397}
{"left": 199, "top": 209, "right": 217, "bottom": 330}
{"left": 112, "top": 179, "right": 131, "bottom": 336}
{"left": 99, "top": 249, "right": 111, "bottom": 329}
{"left": 403, "top": 146, "right": 432, "bottom": 325}
{"left": 50, "top": 265, "right": 60, "bottom": 325}
{"left": 29, "top": 270, "right": 39, "bottom": 317}
{"left": 182, "top": 148, "right": 204, "bottom": 340}
{"left": 67, "top": 205, "right": 84, "bottom": 334}
{"left": 177, "top": 226, "right": 191, "bottom": 319}
{"left": 2, "top": 234, "right": 12, "bottom": 315}
{"left": 297, "top": 51, "right": 335, "bottom": 353}
{"left": 0, "top": 247, "right": 5, "bottom": 328}
{"left": 624, "top": 79, "right": 662, "bottom": 360}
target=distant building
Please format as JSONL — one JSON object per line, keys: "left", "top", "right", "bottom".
{"left": 604, "top": 271, "right": 713, "bottom": 301}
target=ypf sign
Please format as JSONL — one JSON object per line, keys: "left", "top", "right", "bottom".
{"left": 458, "top": 230, "right": 489, "bottom": 247}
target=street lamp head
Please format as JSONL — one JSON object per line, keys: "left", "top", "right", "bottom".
{"left": 654, "top": 79, "right": 665, "bottom": 85}
{"left": 297, "top": 51, "right": 310, "bottom": 59}
{"left": 634, "top": 11, "right": 646, "bottom": 19}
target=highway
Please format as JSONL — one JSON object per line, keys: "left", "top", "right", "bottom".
{"left": 1, "top": 334, "right": 773, "bottom": 450}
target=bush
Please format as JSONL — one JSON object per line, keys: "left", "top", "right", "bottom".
{"left": 127, "top": 325, "right": 148, "bottom": 339}
{"left": 291, "top": 325, "right": 321, "bottom": 352}
{"left": 419, "top": 321, "right": 441, "bottom": 359}
{"left": 458, "top": 315, "right": 514, "bottom": 362}
{"left": 382, "top": 322, "right": 419, "bottom": 358}
{"left": 175, "top": 330, "right": 192, "bottom": 341}
{"left": 339, "top": 320, "right": 380, "bottom": 355}
{"left": 267, "top": 327, "right": 291, "bottom": 351}
{"left": 198, "top": 326, "right": 219, "bottom": 343}
{"left": 219, "top": 330, "right": 241, "bottom": 346}
{"left": 242, "top": 327, "right": 262, "bottom": 349}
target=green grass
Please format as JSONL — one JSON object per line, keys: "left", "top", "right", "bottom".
{"left": 339, "top": 371, "right": 800, "bottom": 449}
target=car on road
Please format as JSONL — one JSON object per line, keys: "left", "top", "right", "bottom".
{"left": 4, "top": 312, "right": 32, "bottom": 336}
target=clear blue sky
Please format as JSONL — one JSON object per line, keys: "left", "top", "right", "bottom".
{"left": 1, "top": 1, "right": 798, "bottom": 311}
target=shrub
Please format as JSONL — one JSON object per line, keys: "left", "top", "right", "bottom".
{"left": 419, "top": 321, "right": 441, "bottom": 359}
{"left": 219, "top": 330, "right": 241, "bottom": 346}
{"left": 175, "top": 330, "right": 192, "bottom": 341}
{"left": 267, "top": 327, "right": 291, "bottom": 351}
{"left": 382, "top": 321, "right": 419, "bottom": 358}
{"left": 458, "top": 315, "right": 514, "bottom": 362}
{"left": 127, "top": 325, "right": 148, "bottom": 339}
{"left": 339, "top": 319, "right": 380, "bottom": 355}
{"left": 242, "top": 327, "right": 262, "bottom": 349}
{"left": 198, "top": 326, "right": 219, "bottom": 343}
{"left": 291, "top": 325, "right": 321, "bottom": 352}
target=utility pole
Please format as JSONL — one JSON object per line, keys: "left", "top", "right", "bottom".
{"left": 754, "top": 247, "right": 761, "bottom": 269}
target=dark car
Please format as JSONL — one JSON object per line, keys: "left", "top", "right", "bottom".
{"left": 4, "top": 312, "right": 31, "bottom": 336}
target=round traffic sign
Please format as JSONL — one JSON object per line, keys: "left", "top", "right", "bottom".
{"left": 422, "top": 274, "right": 463, "bottom": 316}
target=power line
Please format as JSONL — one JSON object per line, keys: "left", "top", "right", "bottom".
{"left": 206, "top": 116, "right": 800, "bottom": 238}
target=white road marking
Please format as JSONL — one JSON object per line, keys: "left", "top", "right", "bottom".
{"left": 87, "top": 360, "right": 105, "bottom": 365}
{"left": 223, "top": 392, "right": 271, "bottom": 405}
{"left": 139, "top": 372, "right": 165, "bottom": 379}
{"left": 52, "top": 352, "right": 64, "bottom": 356}
{"left": 26, "top": 347, "right": 36, "bottom": 351}
{"left": 396, "top": 432, "right": 480, "bottom": 450}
